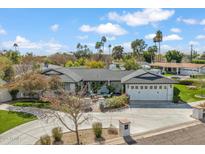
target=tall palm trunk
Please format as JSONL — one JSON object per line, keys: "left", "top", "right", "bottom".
{"left": 158, "top": 42, "right": 161, "bottom": 62}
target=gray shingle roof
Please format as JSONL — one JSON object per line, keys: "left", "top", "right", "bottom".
{"left": 121, "top": 69, "right": 178, "bottom": 84}
{"left": 69, "top": 68, "right": 134, "bottom": 81}
{"left": 42, "top": 67, "right": 177, "bottom": 84}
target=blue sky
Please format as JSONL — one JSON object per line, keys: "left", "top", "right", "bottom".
{"left": 1, "top": 8, "right": 205, "bottom": 55}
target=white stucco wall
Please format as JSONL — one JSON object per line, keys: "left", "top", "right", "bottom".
{"left": 180, "top": 68, "right": 200, "bottom": 76}
{"left": 125, "top": 84, "right": 173, "bottom": 101}
{"left": 0, "top": 89, "right": 12, "bottom": 103}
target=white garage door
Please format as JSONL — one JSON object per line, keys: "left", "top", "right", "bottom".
{"left": 126, "top": 84, "right": 169, "bottom": 101}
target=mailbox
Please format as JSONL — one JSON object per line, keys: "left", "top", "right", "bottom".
{"left": 119, "top": 119, "right": 131, "bottom": 137}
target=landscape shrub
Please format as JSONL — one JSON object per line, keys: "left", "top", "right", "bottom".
{"left": 52, "top": 127, "right": 63, "bottom": 142}
{"left": 192, "top": 59, "right": 205, "bottom": 64}
{"left": 107, "top": 124, "right": 118, "bottom": 135}
{"left": 106, "top": 94, "right": 129, "bottom": 109}
{"left": 40, "top": 135, "right": 51, "bottom": 145}
{"left": 92, "top": 122, "right": 102, "bottom": 138}
{"left": 178, "top": 80, "right": 194, "bottom": 85}
{"left": 173, "top": 87, "right": 180, "bottom": 103}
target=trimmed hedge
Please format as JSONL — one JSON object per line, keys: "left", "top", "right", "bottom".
{"left": 192, "top": 59, "right": 205, "bottom": 64}
{"left": 178, "top": 80, "right": 194, "bottom": 85}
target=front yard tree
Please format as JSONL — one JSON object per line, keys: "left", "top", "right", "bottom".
{"left": 41, "top": 90, "right": 91, "bottom": 145}
{"left": 112, "top": 45, "right": 124, "bottom": 60}
{"left": 165, "top": 50, "right": 184, "bottom": 63}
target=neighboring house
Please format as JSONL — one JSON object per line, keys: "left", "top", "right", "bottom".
{"left": 0, "top": 79, "right": 12, "bottom": 103}
{"left": 42, "top": 67, "right": 177, "bottom": 101}
{"left": 150, "top": 62, "right": 205, "bottom": 76}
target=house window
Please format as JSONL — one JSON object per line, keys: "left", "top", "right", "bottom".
{"left": 159, "top": 86, "right": 162, "bottom": 89}
{"left": 145, "top": 86, "right": 148, "bottom": 89}
{"left": 164, "top": 86, "right": 167, "bottom": 89}
{"left": 127, "top": 85, "right": 129, "bottom": 89}
{"left": 170, "top": 85, "right": 172, "bottom": 88}
{"left": 131, "top": 86, "right": 134, "bottom": 89}
{"left": 150, "top": 86, "right": 153, "bottom": 89}
{"left": 140, "top": 86, "right": 143, "bottom": 89}
{"left": 135, "top": 86, "right": 138, "bottom": 89}
{"left": 154, "top": 86, "right": 157, "bottom": 89}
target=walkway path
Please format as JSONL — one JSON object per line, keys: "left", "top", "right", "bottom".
{"left": 0, "top": 103, "right": 195, "bottom": 145}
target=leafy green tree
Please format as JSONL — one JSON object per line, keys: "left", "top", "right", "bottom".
{"left": 85, "top": 60, "right": 105, "bottom": 68}
{"left": 165, "top": 50, "right": 184, "bottom": 63}
{"left": 131, "top": 39, "right": 147, "bottom": 58}
{"left": 4, "top": 50, "right": 20, "bottom": 64}
{"left": 0, "top": 56, "right": 14, "bottom": 81}
{"left": 143, "top": 45, "right": 157, "bottom": 63}
{"left": 75, "top": 43, "right": 92, "bottom": 59}
{"left": 123, "top": 58, "right": 139, "bottom": 70}
{"left": 112, "top": 45, "right": 124, "bottom": 60}
{"left": 95, "top": 41, "right": 102, "bottom": 52}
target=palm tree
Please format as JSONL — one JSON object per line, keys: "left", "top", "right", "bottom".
{"left": 108, "top": 44, "right": 112, "bottom": 55}
{"left": 101, "top": 36, "right": 107, "bottom": 52}
{"left": 95, "top": 42, "right": 102, "bottom": 52}
{"left": 13, "top": 43, "right": 18, "bottom": 51}
{"left": 155, "top": 30, "right": 163, "bottom": 54}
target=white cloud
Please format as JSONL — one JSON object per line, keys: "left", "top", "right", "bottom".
{"left": 189, "top": 41, "right": 199, "bottom": 46}
{"left": 0, "top": 26, "right": 7, "bottom": 35}
{"left": 0, "top": 36, "right": 67, "bottom": 55}
{"left": 76, "top": 35, "right": 88, "bottom": 40}
{"left": 50, "top": 24, "right": 60, "bottom": 32}
{"left": 177, "top": 17, "right": 198, "bottom": 25}
{"left": 144, "top": 33, "right": 155, "bottom": 40}
{"left": 177, "top": 17, "right": 205, "bottom": 25}
{"left": 108, "top": 9, "right": 175, "bottom": 26}
{"left": 164, "top": 34, "right": 183, "bottom": 41}
{"left": 145, "top": 33, "right": 183, "bottom": 41}
{"left": 106, "top": 36, "right": 116, "bottom": 41}
{"left": 161, "top": 44, "right": 174, "bottom": 51}
{"left": 79, "top": 23, "right": 127, "bottom": 36}
{"left": 170, "top": 28, "right": 181, "bottom": 33}
{"left": 196, "top": 35, "right": 205, "bottom": 39}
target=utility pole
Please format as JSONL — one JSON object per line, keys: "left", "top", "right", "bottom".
{"left": 190, "top": 44, "right": 193, "bottom": 63}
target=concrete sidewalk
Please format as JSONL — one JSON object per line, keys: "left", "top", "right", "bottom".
{"left": 0, "top": 103, "right": 195, "bottom": 145}
{"left": 104, "top": 120, "right": 201, "bottom": 145}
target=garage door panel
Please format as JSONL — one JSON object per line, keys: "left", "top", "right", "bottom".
{"left": 127, "top": 86, "right": 168, "bottom": 101}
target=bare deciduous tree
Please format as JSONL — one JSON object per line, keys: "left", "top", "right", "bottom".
{"left": 40, "top": 90, "right": 91, "bottom": 144}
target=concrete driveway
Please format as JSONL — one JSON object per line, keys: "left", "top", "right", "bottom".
{"left": 0, "top": 104, "right": 194, "bottom": 145}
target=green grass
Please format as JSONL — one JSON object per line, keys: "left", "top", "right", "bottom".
{"left": 174, "top": 84, "right": 205, "bottom": 103}
{"left": 163, "top": 73, "right": 175, "bottom": 77}
{"left": 13, "top": 101, "right": 50, "bottom": 109}
{"left": 0, "top": 110, "right": 37, "bottom": 134}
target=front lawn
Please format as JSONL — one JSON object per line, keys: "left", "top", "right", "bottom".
{"left": 13, "top": 101, "right": 50, "bottom": 109}
{"left": 0, "top": 110, "right": 37, "bottom": 134}
{"left": 174, "top": 84, "right": 205, "bottom": 103}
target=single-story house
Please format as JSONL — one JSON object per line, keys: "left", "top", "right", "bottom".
{"left": 150, "top": 62, "right": 205, "bottom": 76}
{"left": 42, "top": 67, "right": 177, "bottom": 101}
